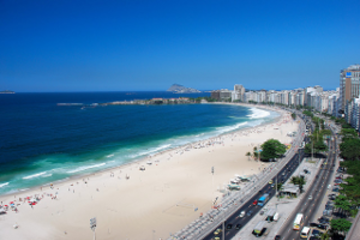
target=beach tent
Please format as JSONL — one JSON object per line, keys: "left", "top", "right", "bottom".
{"left": 0, "top": 208, "right": 6, "bottom": 214}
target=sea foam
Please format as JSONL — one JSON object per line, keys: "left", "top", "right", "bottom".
{"left": 0, "top": 182, "right": 9, "bottom": 188}
{"left": 247, "top": 107, "right": 270, "bottom": 119}
{"left": 22, "top": 172, "right": 47, "bottom": 180}
{"left": 67, "top": 163, "right": 106, "bottom": 174}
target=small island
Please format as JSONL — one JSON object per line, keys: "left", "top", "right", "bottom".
{"left": 167, "top": 84, "right": 201, "bottom": 93}
{"left": 0, "top": 90, "right": 15, "bottom": 94}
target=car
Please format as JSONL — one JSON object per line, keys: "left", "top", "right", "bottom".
{"left": 269, "top": 180, "right": 273, "bottom": 184}
{"left": 235, "top": 223, "right": 242, "bottom": 230}
{"left": 253, "top": 200, "right": 258, "bottom": 205}
{"left": 271, "top": 183, "right": 275, "bottom": 188}
{"left": 226, "top": 223, "right": 233, "bottom": 230}
{"left": 334, "top": 182, "right": 341, "bottom": 186}
{"left": 308, "top": 195, "right": 313, "bottom": 200}
{"left": 282, "top": 172, "right": 286, "bottom": 176}
{"left": 274, "top": 235, "right": 281, "bottom": 240}
{"left": 214, "top": 228, "right": 222, "bottom": 235}
{"left": 247, "top": 210, "right": 253, "bottom": 216}
{"left": 311, "top": 229, "right": 322, "bottom": 237}
{"left": 317, "top": 224, "right": 328, "bottom": 230}
{"left": 309, "top": 222, "right": 319, "bottom": 227}
{"left": 325, "top": 205, "right": 334, "bottom": 211}
{"left": 327, "top": 184, "right": 331, "bottom": 189}
{"left": 239, "top": 211, "right": 245, "bottom": 218}
{"left": 334, "top": 179, "right": 342, "bottom": 183}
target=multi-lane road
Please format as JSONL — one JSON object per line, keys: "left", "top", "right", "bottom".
{"left": 276, "top": 125, "right": 337, "bottom": 239}
{"left": 202, "top": 114, "right": 337, "bottom": 240}
{"left": 203, "top": 147, "right": 307, "bottom": 240}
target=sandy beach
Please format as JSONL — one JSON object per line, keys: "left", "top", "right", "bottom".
{"left": 0, "top": 104, "right": 299, "bottom": 240}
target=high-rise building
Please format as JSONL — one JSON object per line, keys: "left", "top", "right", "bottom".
{"left": 233, "top": 84, "right": 245, "bottom": 102}
{"left": 340, "top": 64, "right": 360, "bottom": 110}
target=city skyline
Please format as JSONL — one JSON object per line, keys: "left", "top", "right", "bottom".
{"left": 1, "top": 0, "right": 360, "bottom": 92}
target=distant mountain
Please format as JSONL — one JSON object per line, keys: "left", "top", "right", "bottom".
{"left": 167, "top": 84, "right": 201, "bottom": 93}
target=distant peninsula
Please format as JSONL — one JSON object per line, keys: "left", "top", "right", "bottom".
{"left": 0, "top": 90, "right": 15, "bottom": 94}
{"left": 167, "top": 84, "right": 201, "bottom": 93}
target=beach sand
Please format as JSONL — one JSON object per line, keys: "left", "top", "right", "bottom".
{"left": 0, "top": 105, "right": 299, "bottom": 240}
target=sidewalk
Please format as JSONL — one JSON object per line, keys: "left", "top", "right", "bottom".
{"left": 231, "top": 157, "right": 323, "bottom": 240}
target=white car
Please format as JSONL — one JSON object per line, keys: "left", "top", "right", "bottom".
{"left": 239, "top": 211, "right": 245, "bottom": 218}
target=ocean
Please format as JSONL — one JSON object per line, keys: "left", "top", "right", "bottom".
{"left": 0, "top": 92, "right": 279, "bottom": 195}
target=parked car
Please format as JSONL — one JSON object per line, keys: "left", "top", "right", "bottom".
{"left": 317, "top": 224, "right": 328, "bottom": 230}
{"left": 332, "top": 188, "right": 339, "bottom": 192}
{"left": 235, "top": 223, "right": 242, "bottom": 230}
{"left": 334, "top": 179, "right": 342, "bottom": 183}
{"left": 274, "top": 235, "right": 281, "bottom": 240}
{"left": 253, "top": 200, "right": 258, "bottom": 205}
{"left": 309, "top": 222, "right": 319, "bottom": 227}
{"left": 247, "top": 210, "right": 253, "bottom": 216}
{"left": 239, "top": 211, "right": 245, "bottom": 218}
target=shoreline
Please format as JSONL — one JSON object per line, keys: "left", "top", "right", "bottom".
{"left": 0, "top": 103, "right": 298, "bottom": 240}
{"left": 0, "top": 103, "right": 280, "bottom": 198}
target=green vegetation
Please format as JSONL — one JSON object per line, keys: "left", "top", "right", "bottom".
{"left": 330, "top": 218, "right": 352, "bottom": 235}
{"left": 289, "top": 175, "right": 306, "bottom": 193}
{"left": 260, "top": 139, "right": 287, "bottom": 161}
{"left": 303, "top": 110, "right": 313, "bottom": 117}
{"left": 245, "top": 152, "right": 252, "bottom": 161}
{"left": 291, "top": 113, "right": 296, "bottom": 120}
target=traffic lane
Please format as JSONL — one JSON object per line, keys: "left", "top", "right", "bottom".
{"left": 225, "top": 155, "right": 305, "bottom": 239}
{"left": 202, "top": 149, "right": 305, "bottom": 240}
{"left": 278, "top": 139, "right": 335, "bottom": 239}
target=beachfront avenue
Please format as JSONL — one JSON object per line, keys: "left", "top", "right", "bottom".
{"left": 171, "top": 107, "right": 306, "bottom": 240}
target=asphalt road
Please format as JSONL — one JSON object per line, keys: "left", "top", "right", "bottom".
{"left": 275, "top": 129, "right": 337, "bottom": 240}
{"left": 202, "top": 148, "right": 307, "bottom": 240}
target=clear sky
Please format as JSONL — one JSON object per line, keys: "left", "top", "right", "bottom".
{"left": 1, "top": 0, "right": 360, "bottom": 92}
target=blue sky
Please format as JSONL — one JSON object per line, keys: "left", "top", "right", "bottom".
{"left": 1, "top": 0, "right": 360, "bottom": 92}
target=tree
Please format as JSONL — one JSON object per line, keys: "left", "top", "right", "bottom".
{"left": 291, "top": 113, "right": 296, "bottom": 120}
{"left": 320, "top": 232, "right": 330, "bottom": 240}
{"left": 334, "top": 195, "right": 351, "bottom": 217}
{"left": 260, "top": 139, "right": 287, "bottom": 161}
{"left": 290, "top": 176, "right": 306, "bottom": 193}
{"left": 341, "top": 128, "right": 358, "bottom": 139}
{"left": 330, "top": 218, "right": 352, "bottom": 235}
{"left": 340, "top": 138, "right": 360, "bottom": 160}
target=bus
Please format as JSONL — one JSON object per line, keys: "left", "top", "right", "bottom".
{"left": 257, "top": 194, "right": 270, "bottom": 206}
{"left": 293, "top": 213, "right": 304, "bottom": 230}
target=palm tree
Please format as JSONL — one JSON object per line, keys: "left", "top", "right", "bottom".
{"left": 246, "top": 152, "right": 252, "bottom": 161}
{"left": 253, "top": 146, "right": 258, "bottom": 161}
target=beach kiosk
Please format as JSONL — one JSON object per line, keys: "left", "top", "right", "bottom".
{"left": 252, "top": 221, "right": 266, "bottom": 237}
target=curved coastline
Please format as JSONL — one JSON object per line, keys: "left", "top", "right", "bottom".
{"left": 0, "top": 103, "right": 279, "bottom": 196}
{"left": 0, "top": 103, "right": 299, "bottom": 240}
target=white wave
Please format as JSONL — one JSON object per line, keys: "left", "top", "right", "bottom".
{"left": 106, "top": 154, "right": 114, "bottom": 158}
{"left": 67, "top": 163, "right": 106, "bottom": 174}
{"left": 23, "top": 172, "right": 47, "bottom": 180}
{"left": 216, "top": 122, "right": 249, "bottom": 133}
{"left": 42, "top": 174, "right": 53, "bottom": 178}
{"left": 129, "top": 144, "right": 172, "bottom": 158}
{"left": 0, "top": 182, "right": 9, "bottom": 188}
{"left": 247, "top": 107, "right": 270, "bottom": 119}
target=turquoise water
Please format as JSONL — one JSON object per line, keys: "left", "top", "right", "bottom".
{"left": 0, "top": 92, "right": 279, "bottom": 195}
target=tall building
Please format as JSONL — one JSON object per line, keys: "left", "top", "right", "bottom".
{"left": 232, "top": 84, "right": 245, "bottom": 102}
{"left": 340, "top": 64, "right": 360, "bottom": 110}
